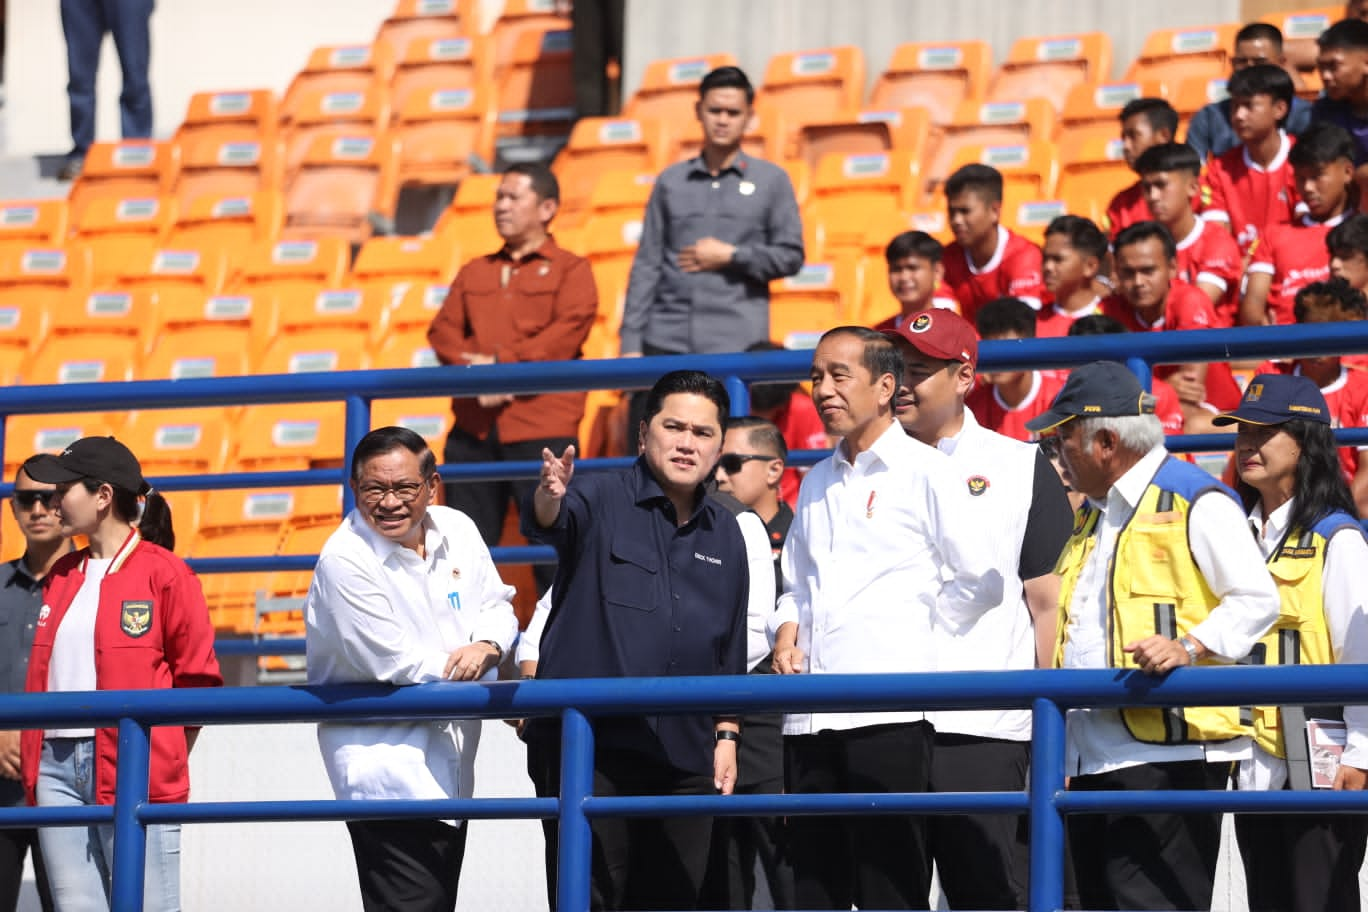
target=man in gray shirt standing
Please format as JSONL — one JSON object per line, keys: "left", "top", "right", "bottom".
{"left": 620, "top": 65, "right": 804, "bottom": 359}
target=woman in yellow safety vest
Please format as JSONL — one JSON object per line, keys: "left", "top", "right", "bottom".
{"left": 1218, "top": 371, "right": 1368, "bottom": 912}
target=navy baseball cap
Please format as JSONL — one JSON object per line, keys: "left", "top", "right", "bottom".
{"left": 25, "top": 436, "right": 149, "bottom": 494}
{"left": 1025, "top": 361, "right": 1157, "bottom": 433}
{"left": 1213, "top": 373, "right": 1330, "bottom": 426}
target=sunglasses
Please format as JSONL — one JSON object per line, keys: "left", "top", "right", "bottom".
{"left": 718, "top": 453, "right": 776, "bottom": 474}
{"left": 12, "top": 490, "right": 56, "bottom": 509}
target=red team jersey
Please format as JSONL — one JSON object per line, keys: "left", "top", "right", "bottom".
{"left": 871, "top": 282, "right": 964, "bottom": 329}
{"left": 1252, "top": 360, "right": 1368, "bottom": 483}
{"left": 1173, "top": 218, "right": 1242, "bottom": 327}
{"left": 771, "top": 389, "right": 829, "bottom": 509}
{"left": 1200, "top": 133, "right": 1300, "bottom": 253}
{"left": 1102, "top": 281, "right": 1243, "bottom": 410}
{"left": 1246, "top": 214, "right": 1344, "bottom": 325}
{"left": 966, "top": 371, "right": 1067, "bottom": 442}
{"left": 943, "top": 226, "right": 1045, "bottom": 322}
{"left": 1105, "top": 181, "right": 1150, "bottom": 239}
{"left": 1035, "top": 298, "right": 1103, "bottom": 338}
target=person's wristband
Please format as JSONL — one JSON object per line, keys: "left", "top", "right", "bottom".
{"left": 479, "top": 640, "right": 504, "bottom": 663}
{"left": 715, "top": 730, "right": 741, "bottom": 744}
{"left": 1179, "top": 636, "right": 1200, "bottom": 664}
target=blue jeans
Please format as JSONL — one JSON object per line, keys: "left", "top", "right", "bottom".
{"left": 36, "top": 738, "right": 180, "bottom": 912}
{"left": 59, "top": 0, "right": 155, "bottom": 155}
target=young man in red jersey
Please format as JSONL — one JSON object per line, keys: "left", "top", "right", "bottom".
{"left": 1037, "top": 215, "right": 1108, "bottom": 338}
{"left": 966, "top": 297, "right": 1067, "bottom": 441}
{"left": 1244, "top": 122, "right": 1357, "bottom": 326}
{"left": 1102, "top": 222, "right": 1244, "bottom": 425}
{"left": 1134, "top": 143, "right": 1242, "bottom": 326}
{"left": 1105, "top": 98, "right": 1179, "bottom": 238}
{"left": 871, "top": 230, "right": 961, "bottom": 330}
{"left": 1329, "top": 213, "right": 1368, "bottom": 292}
{"left": 942, "top": 164, "right": 1044, "bottom": 322}
{"left": 1313, "top": 19, "right": 1368, "bottom": 200}
{"left": 1246, "top": 280, "right": 1368, "bottom": 513}
{"left": 1200, "top": 63, "right": 1300, "bottom": 254}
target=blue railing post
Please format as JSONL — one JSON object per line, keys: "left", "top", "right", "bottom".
{"left": 110, "top": 717, "right": 151, "bottom": 912}
{"left": 557, "top": 708, "right": 595, "bottom": 912}
{"left": 1028, "top": 697, "right": 1067, "bottom": 912}
{"left": 723, "top": 375, "right": 750, "bottom": 417}
{"left": 342, "top": 394, "right": 372, "bottom": 514}
{"left": 1125, "top": 356, "right": 1153, "bottom": 392}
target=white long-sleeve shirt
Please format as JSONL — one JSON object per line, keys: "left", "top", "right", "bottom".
{"left": 770, "top": 418, "right": 1005, "bottom": 735}
{"left": 1064, "top": 447, "right": 1281, "bottom": 776}
{"left": 305, "top": 505, "right": 518, "bottom": 817}
{"left": 1240, "top": 498, "right": 1368, "bottom": 789}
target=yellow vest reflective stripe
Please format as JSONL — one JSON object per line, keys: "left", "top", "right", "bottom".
{"left": 1055, "top": 457, "right": 1250, "bottom": 744}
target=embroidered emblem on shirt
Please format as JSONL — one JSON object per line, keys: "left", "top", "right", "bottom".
{"left": 120, "top": 600, "right": 153, "bottom": 638}
{"left": 967, "top": 475, "right": 989, "bottom": 496}
{"left": 451, "top": 566, "right": 462, "bottom": 579}
{"left": 866, "top": 491, "right": 877, "bottom": 518}
{"left": 739, "top": 180, "right": 756, "bottom": 196}
{"left": 37, "top": 604, "right": 50, "bottom": 627}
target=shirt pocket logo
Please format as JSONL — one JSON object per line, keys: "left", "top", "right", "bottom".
{"left": 120, "top": 600, "right": 153, "bottom": 638}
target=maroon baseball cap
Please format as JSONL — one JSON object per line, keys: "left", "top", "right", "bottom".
{"left": 882, "top": 310, "right": 978, "bottom": 368}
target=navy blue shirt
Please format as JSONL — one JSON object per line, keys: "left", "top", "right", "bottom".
{"left": 0, "top": 557, "right": 43, "bottom": 807}
{"left": 521, "top": 458, "right": 749, "bottom": 775}
{"left": 1311, "top": 96, "right": 1368, "bottom": 165}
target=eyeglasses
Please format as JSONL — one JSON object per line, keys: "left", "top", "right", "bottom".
{"left": 356, "top": 480, "right": 428, "bottom": 505}
{"left": 718, "top": 453, "right": 776, "bottom": 474}
{"left": 12, "top": 490, "right": 56, "bottom": 509}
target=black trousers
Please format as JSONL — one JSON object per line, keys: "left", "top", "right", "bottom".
{"left": 1067, "top": 760, "right": 1229, "bottom": 912}
{"left": 785, "top": 721, "right": 934, "bottom": 911}
{"left": 699, "top": 708, "right": 793, "bottom": 910}
{"left": 570, "top": 0, "right": 625, "bottom": 118}
{"left": 928, "top": 733, "right": 1030, "bottom": 911}
{"left": 527, "top": 741, "right": 716, "bottom": 911}
{"left": 442, "top": 426, "right": 576, "bottom": 595}
{"left": 1236, "top": 802, "right": 1368, "bottom": 912}
{"left": 346, "top": 818, "right": 468, "bottom": 912}
{"left": 0, "top": 825, "right": 53, "bottom": 912}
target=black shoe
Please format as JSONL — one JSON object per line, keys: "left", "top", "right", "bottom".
{"left": 57, "top": 155, "right": 84, "bottom": 181}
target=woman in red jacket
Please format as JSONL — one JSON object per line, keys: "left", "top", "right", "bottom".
{"left": 21, "top": 437, "right": 221, "bottom": 912}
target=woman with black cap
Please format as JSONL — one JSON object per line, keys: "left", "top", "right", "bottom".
{"left": 19, "top": 436, "right": 221, "bottom": 911}
{"left": 1218, "top": 373, "right": 1368, "bottom": 912}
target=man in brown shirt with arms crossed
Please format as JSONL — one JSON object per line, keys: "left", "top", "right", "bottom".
{"left": 428, "top": 162, "right": 598, "bottom": 593}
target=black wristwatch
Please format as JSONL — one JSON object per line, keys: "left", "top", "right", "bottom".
{"left": 479, "top": 640, "right": 504, "bottom": 662}
{"left": 715, "top": 730, "right": 741, "bottom": 744}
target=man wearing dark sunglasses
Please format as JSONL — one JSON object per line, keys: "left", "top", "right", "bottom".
{"left": 0, "top": 456, "right": 69, "bottom": 912}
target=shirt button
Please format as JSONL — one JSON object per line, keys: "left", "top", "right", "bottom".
{"left": 673, "top": 625, "right": 681, "bottom": 632}
{"left": 711, "top": 181, "right": 720, "bottom": 189}
{"left": 673, "top": 593, "right": 680, "bottom": 600}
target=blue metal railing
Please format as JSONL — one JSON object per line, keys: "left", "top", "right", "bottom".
{"left": 1, "top": 666, "right": 1366, "bottom": 911}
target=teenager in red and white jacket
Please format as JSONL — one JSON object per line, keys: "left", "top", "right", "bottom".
{"left": 22, "top": 437, "right": 220, "bottom": 912}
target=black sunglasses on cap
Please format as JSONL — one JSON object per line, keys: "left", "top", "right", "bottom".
{"left": 718, "top": 453, "right": 776, "bottom": 474}
{"left": 12, "top": 490, "right": 56, "bottom": 509}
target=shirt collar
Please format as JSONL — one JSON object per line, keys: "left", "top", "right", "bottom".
{"left": 1250, "top": 497, "right": 1293, "bottom": 549}
{"left": 1242, "top": 130, "right": 1290, "bottom": 174}
{"left": 1095, "top": 445, "right": 1167, "bottom": 517}
{"left": 631, "top": 457, "right": 714, "bottom": 528}
{"left": 1175, "top": 218, "right": 1205, "bottom": 251}
{"left": 935, "top": 408, "right": 981, "bottom": 457}
{"left": 966, "top": 225, "right": 1009, "bottom": 276}
{"left": 837, "top": 418, "right": 906, "bottom": 471}
{"left": 3, "top": 557, "right": 34, "bottom": 588}
{"left": 495, "top": 236, "right": 555, "bottom": 263}
{"left": 1301, "top": 208, "right": 1354, "bottom": 229}
{"left": 688, "top": 149, "right": 751, "bottom": 178}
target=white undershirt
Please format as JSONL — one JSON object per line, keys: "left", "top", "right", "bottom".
{"left": 46, "top": 558, "right": 111, "bottom": 738}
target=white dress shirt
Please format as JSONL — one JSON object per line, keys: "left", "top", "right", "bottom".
{"left": 929, "top": 410, "right": 1037, "bottom": 741}
{"left": 770, "top": 418, "right": 1005, "bottom": 736}
{"left": 1239, "top": 499, "right": 1368, "bottom": 790}
{"left": 515, "top": 589, "right": 552, "bottom": 667}
{"left": 1064, "top": 446, "right": 1280, "bottom": 776}
{"left": 305, "top": 505, "right": 518, "bottom": 819}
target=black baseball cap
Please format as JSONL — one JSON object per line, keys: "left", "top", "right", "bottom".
{"left": 25, "top": 436, "right": 148, "bottom": 494}
{"left": 1025, "top": 361, "right": 1157, "bottom": 434}
{"left": 1213, "top": 373, "right": 1330, "bottom": 426}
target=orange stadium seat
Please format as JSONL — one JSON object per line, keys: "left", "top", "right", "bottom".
{"left": 0, "top": 248, "right": 90, "bottom": 369}
{"left": 256, "top": 327, "right": 371, "bottom": 377}
{"left": 163, "top": 191, "right": 284, "bottom": 264}
{"left": 391, "top": 34, "right": 491, "bottom": 124}
{"left": 948, "top": 141, "right": 1060, "bottom": 199}
{"left": 192, "top": 487, "right": 298, "bottom": 624}
{"left": 273, "top": 286, "right": 384, "bottom": 341}
{"left": 794, "top": 106, "right": 936, "bottom": 179}
{"left": 269, "top": 484, "right": 347, "bottom": 610}
{"left": 755, "top": 46, "right": 866, "bottom": 161}
{"left": 0, "top": 199, "right": 66, "bottom": 251}
{"left": 115, "top": 248, "right": 230, "bottom": 314}
{"left": 372, "top": 326, "right": 439, "bottom": 370}
{"left": 584, "top": 170, "right": 654, "bottom": 219}
{"left": 22, "top": 335, "right": 138, "bottom": 386}
{"left": 370, "top": 398, "right": 452, "bottom": 452}
{"left": 67, "top": 141, "right": 177, "bottom": 226}
{"left": 781, "top": 159, "right": 811, "bottom": 208}
{"left": 172, "top": 135, "right": 284, "bottom": 215}
{"left": 1001, "top": 192, "right": 1068, "bottom": 245}
{"left": 374, "top": 0, "right": 471, "bottom": 63}
{"left": 805, "top": 151, "right": 918, "bottom": 257}
{"left": 119, "top": 407, "right": 234, "bottom": 476}
{"left": 489, "top": 0, "right": 572, "bottom": 75}
{"left": 554, "top": 117, "right": 671, "bottom": 216}
{"left": 352, "top": 235, "right": 459, "bottom": 338}
{"left": 388, "top": 281, "right": 449, "bottom": 336}
{"left": 175, "top": 89, "right": 279, "bottom": 151}
{"left": 0, "top": 301, "right": 49, "bottom": 384}
{"left": 143, "top": 319, "right": 253, "bottom": 380}
{"left": 393, "top": 85, "right": 494, "bottom": 188}
{"left": 1172, "top": 75, "right": 1229, "bottom": 123}
{"left": 69, "top": 196, "right": 170, "bottom": 287}
{"left": 582, "top": 211, "right": 643, "bottom": 327}
{"left": 229, "top": 403, "right": 346, "bottom": 472}
{"left": 622, "top": 53, "right": 739, "bottom": 123}
{"left": 434, "top": 173, "right": 503, "bottom": 259}
{"left": 4, "top": 412, "right": 123, "bottom": 479}
{"left": 230, "top": 237, "right": 351, "bottom": 325}
{"left": 870, "top": 41, "right": 992, "bottom": 126}
{"left": 1125, "top": 23, "right": 1239, "bottom": 87}
{"left": 1262, "top": 6, "right": 1337, "bottom": 74}
{"left": 282, "top": 85, "right": 389, "bottom": 178}
{"left": 49, "top": 287, "right": 158, "bottom": 358}
{"left": 491, "top": 26, "right": 576, "bottom": 165}
{"left": 283, "top": 135, "right": 399, "bottom": 245}
{"left": 987, "top": 32, "right": 1112, "bottom": 112}
{"left": 1057, "top": 136, "right": 1134, "bottom": 225}
{"left": 924, "top": 98, "right": 1057, "bottom": 198}
{"left": 769, "top": 256, "right": 862, "bottom": 349}
{"left": 282, "top": 44, "right": 395, "bottom": 126}
{"left": 1060, "top": 80, "right": 1169, "bottom": 150}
